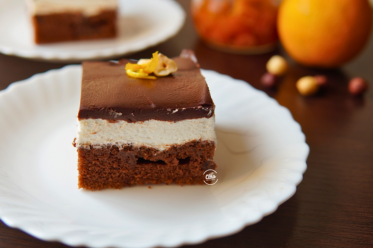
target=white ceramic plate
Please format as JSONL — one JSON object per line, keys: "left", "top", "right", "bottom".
{"left": 0, "top": 0, "right": 185, "bottom": 61}
{"left": 0, "top": 66, "right": 309, "bottom": 248}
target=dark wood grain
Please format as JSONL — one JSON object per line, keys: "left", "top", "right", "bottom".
{"left": 1, "top": 1, "right": 373, "bottom": 247}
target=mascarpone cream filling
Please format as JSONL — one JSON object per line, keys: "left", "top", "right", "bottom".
{"left": 76, "top": 116, "right": 217, "bottom": 151}
{"left": 27, "top": 0, "right": 118, "bottom": 16}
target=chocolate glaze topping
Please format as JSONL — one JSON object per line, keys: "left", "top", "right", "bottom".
{"left": 78, "top": 51, "right": 214, "bottom": 122}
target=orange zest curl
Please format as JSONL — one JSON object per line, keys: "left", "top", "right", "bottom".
{"left": 125, "top": 51, "right": 159, "bottom": 80}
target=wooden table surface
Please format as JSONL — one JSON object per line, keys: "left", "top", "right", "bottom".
{"left": 1, "top": 1, "right": 372, "bottom": 247}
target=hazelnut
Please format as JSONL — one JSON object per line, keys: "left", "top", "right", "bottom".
{"left": 154, "top": 54, "right": 178, "bottom": 76}
{"left": 261, "top": 73, "right": 278, "bottom": 88}
{"left": 296, "top": 76, "right": 319, "bottom": 96}
{"left": 266, "top": 55, "right": 288, "bottom": 76}
{"left": 314, "top": 75, "right": 328, "bottom": 87}
{"left": 348, "top": 77, "right": 368, "bottom": 96}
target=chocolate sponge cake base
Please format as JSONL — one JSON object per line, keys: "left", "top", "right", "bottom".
{"left": 77, "top": 140, "right": 216, "bottom": 190}
{"left": 32, "top": 10, "right": 117, "bottom": 44}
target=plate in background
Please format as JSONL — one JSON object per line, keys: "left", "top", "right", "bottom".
{"left": 0, "top": 0, "right": 185, "bottom": 61}
{"left": 0, "top": 66, "right": 308, "bottom": 248}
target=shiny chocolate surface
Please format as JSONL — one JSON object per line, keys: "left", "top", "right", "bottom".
{"left": 78, "top": 55, "right": 214, "bottom": 122}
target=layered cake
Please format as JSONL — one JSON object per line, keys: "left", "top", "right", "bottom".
{"left": 26, "top": 0, "right": 118, "bottom": 44}
{"left": 74, "top": 50, "right": 217, "bottom": 190}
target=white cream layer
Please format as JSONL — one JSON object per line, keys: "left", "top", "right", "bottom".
{"left": 76, "top": 116, "right": 217, "bottom": 151}
{"left": 27, "top": 0, "right": 118, "bottom": 16}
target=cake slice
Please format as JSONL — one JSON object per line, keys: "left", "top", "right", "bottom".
{"left": 26, "top": 0, "right": 118, "bottom": 44}
{"left": 74, "top": 50, "right": 217, "bottom": 190}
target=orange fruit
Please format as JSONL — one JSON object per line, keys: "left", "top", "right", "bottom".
{"left": 278, "top": 0, "right": 372, "bottom": 68}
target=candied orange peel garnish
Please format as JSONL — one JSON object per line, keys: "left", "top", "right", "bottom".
{"left": 126, "top": 69, "right": 156, "bottom": 80}
{"left": 125, "top": 51, "right": 178, "bottom": 79}
{"left": 125, "top": 63, "right": 145, "bottom": 71}
{"left": 125, "top": 51, "right": 160, "bottom": 80}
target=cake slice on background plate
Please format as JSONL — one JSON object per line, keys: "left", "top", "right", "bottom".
{"left": 26, "top": 0, "right": 118, "bottom": 44}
